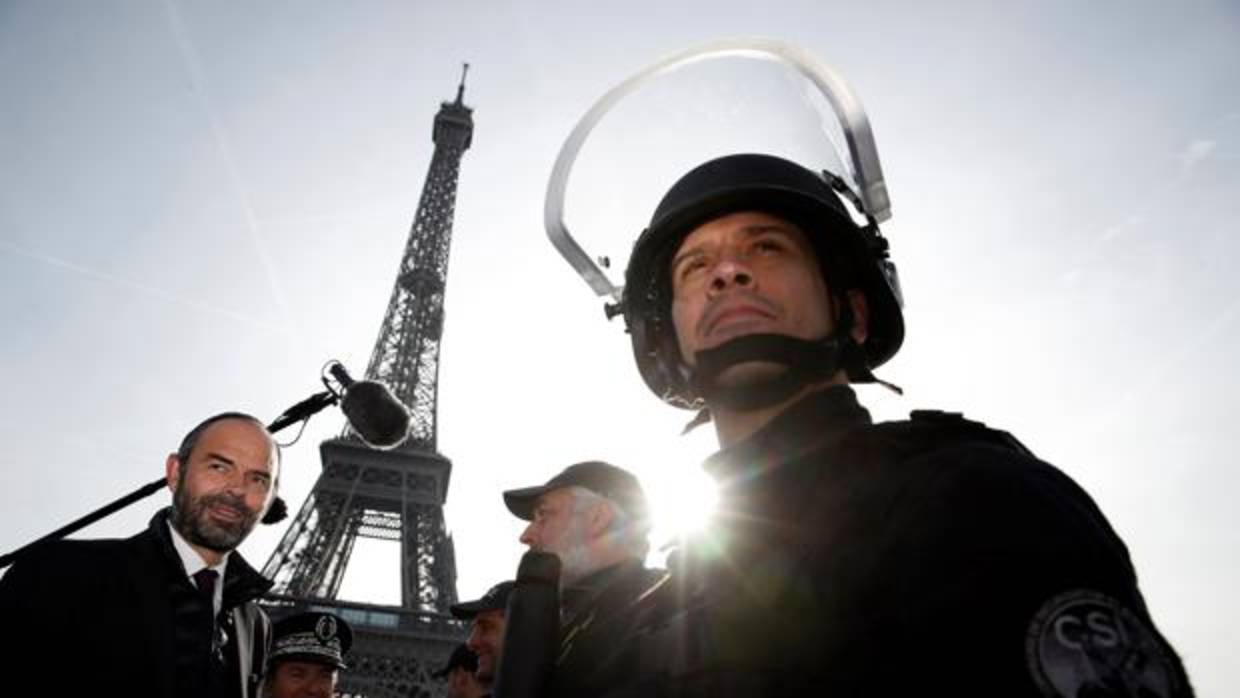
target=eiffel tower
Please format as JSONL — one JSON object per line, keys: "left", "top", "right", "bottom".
{"left": 261, "top": 66, "right": 474, "bottom": 698}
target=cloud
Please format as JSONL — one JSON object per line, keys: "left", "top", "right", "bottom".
{"left": 0, "top": 239, "right": 289, "bottom": 334}
{"left": 1099, "top": 213, "right": 1145, "bottom": 243}
{"left": 1179, "top": 139, "right": 1218, "bottom": 174}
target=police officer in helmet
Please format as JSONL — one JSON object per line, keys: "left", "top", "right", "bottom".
{"left": 624, "top": 152, "right": 903, "bottom": 443}
{"left": 599, "top": 152, "right": 1194, "bottom": 696}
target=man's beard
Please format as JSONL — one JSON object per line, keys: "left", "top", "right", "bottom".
{"left": 544, "top": 526, "right": 595, "bottom": 587}
{"left": 171, "top": 483, "right": 259, "bottom": 553}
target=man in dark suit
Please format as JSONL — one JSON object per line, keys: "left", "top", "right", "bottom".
{"left": 0, "top": 411, "right": 281, "bottom": 698}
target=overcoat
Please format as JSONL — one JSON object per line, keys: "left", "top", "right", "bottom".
{"left": 0, "top": 508, "right": 272, "bottom": 698}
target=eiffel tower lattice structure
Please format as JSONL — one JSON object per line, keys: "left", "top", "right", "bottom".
{"left": 261, "top": 66, "right": 474, "bottom": 698}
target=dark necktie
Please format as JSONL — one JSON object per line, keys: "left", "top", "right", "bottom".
{"left": 193, "top": 568, "right": 219, "bottom": 609}
{"left": 194, "top": 568, "right": 230, "bottom": 683}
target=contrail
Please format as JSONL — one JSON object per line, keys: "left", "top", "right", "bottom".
{"left": 0, "top": 238, "right": 289, "bottom": 333}
{"left": 158, "top": 0, "right": 302, "bottom": 344}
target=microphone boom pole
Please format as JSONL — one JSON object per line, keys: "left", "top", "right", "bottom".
{"left": 0, "top": 386, "right": 343, "bottom": 570}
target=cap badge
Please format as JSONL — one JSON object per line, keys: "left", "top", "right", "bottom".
{"left": 315, "top": 614, "right": 338, "bottom": 643}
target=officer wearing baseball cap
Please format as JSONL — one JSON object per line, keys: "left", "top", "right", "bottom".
{"left": 262, "top": 611, "right": 352, "bottom": 698}
{"left": 450, "top": 580, "right": 514, "bottom": 619}
{"left": 450, "top": 581, "right": 514, "bottom": 692}
{"left": 503, "top": 461, "right": 650, "bottom": 532}
{"left": 502, "top": 461, "right": 663, "bottom": 698}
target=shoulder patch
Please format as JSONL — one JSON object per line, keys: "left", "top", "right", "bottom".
{"left": 1025, "top": 589, "right": 1183, "bottom": 697}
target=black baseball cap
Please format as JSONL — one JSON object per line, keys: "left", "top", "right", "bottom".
{"left": 449, "top": 580, "right": 514, "bottom": 620}
{"left": 432, "top": 643, "right": 478, "bottom": 679}
{"left": 503, "top": 461, "right": 650, "bottom": 524}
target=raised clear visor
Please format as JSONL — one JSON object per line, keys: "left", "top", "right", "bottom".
{"left": 544, "top": 38, "right": 891, "bottom": 304}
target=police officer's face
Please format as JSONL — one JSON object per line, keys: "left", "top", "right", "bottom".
{"left": 670, "top": 211, "right": 835, "bottom": 370}
{"left": 519, "top": 488, "right": 586, "bottom": 553}
{"left": 166, "top": 419, "right": 278, "bottom": 555}
{"left": 519, "top": 488, "right": 597, "bottom": 583}
{"left": 266, "top": 660, "right": 337, "bottom": 698}
{"left": 466, "top": 609, "right": 506, "bottom": 685}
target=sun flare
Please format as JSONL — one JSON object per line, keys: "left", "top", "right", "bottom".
{"left": 636, "top": 429, "right": 721, "bottom": 560}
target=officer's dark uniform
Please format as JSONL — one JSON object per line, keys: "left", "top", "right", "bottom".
{"left": 549, "top": 558, "right": 666, "bottom": 697}
{"left": 587, "top": 385, "right": 1191, "bottom": 697}
{"left": 547, "top": 145, "right": 1194, "bottom": 697}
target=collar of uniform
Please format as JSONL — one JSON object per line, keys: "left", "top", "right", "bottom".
{"left": 561, "top": 558, "right": 643, "bottom": 622}
{"left": 703, "top": 384, "right": 872, "bottom": 490}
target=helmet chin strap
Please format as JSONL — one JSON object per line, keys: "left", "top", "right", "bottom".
{"left": 681, "top": 333, "right": 902, "bottom": 433}
{"left": 688, "top": 333, "right": 848, "bottom": 411}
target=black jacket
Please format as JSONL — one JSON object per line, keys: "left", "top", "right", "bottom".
{"left": 597, "top": 386, "right": 1193, "bottom": 696}
{"left": 0, "top": 508, "right": 273, "bottom": 698}
{"left": 549, "top": 559, "right": 667, "bottom": 697}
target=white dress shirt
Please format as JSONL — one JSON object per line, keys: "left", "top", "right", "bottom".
{"left": 167, "top": 520, "right": 230, "bottom": 618}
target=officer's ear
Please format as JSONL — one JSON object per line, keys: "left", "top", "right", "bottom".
{"left": 846, "top": 289, "right": 869, "bottom": 346}
{"left": 165, "top": 452, "right": 182, "bottom": 493}
{"left": 587, "top": 500, "right": 614, "bottom": 538}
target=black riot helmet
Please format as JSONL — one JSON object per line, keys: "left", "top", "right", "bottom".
{"left": 621, "top": 153, "right": 905, "bottom": 409}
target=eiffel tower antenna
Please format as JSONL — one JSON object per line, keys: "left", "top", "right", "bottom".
{"left": 456, "top": 62, "right": 469, "bottom": 104}
{"left": 261, "top": 67, "right": 474, "bottom": 698}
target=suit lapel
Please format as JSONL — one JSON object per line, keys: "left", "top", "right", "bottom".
{"left": 125, "top": 526, "right": 180, "bottom": 696}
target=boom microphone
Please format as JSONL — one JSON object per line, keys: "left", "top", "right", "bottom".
{"left": 328, "top": 362, "right": 411, "bottom": 449}
{"left": 0, "top": 361, "right": 413, "bottom": 568}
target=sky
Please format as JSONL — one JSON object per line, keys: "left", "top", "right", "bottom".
{"left": 1, "top": 0, "right": 1237, "bottom": 694}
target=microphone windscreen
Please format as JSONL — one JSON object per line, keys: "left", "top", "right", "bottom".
{"left": 340, "top": 380, "right": 411, "bottom": 449}
{"left": 261, "top": 496, "right": 288, "bottom": 525}
{"left": 495, "top": 552, "right": 561, "bottom": 698}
